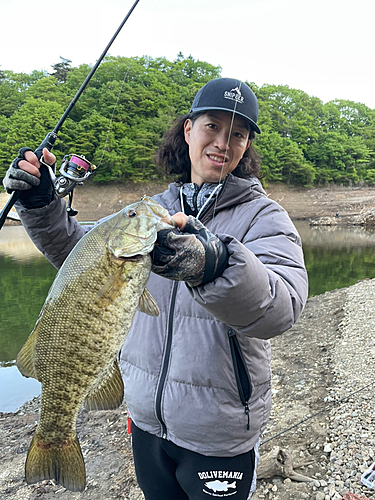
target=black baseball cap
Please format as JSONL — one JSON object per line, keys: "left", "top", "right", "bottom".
{"left": 190, "top": 78, "right": 261, "bottom": 134}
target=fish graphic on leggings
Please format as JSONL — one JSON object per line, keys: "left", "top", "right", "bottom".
{"left": 204, "top": 480, "right": 237, "bottom": 492}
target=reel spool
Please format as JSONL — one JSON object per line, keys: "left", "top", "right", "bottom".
{"left": 54, "top": 154, "right": 96, "bottom": 198}
{"left": 45, "top": 154, "right": 97, "bottom": 217}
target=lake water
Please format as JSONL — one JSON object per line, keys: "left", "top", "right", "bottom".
{"left": 1, "top": 222, "right": 375, "bottom": 412}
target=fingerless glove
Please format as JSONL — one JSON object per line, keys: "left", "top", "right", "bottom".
{"left": 2, "top": 147, "right": 55, "bottom": 208}
{"left": 152, "top": 216, "right": 228, "bottom": 287}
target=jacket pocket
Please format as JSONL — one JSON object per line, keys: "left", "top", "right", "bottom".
{"left": 228, "top": 328, "right": 253, "bottom": 430}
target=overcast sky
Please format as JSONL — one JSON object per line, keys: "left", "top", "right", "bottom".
{"left": 1, "top": 0, "right": 374, "bottom": 109}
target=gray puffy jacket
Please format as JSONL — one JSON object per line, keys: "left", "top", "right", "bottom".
{"left": 16, "top": 174, "right": 308, "bottom": 456}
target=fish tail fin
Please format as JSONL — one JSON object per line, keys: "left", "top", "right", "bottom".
{"left": 25, "top": 434, "right": 86, "bottom": 492}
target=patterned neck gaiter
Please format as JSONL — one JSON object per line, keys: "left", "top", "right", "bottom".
{"left": 181, "top": 183, "right": 223, "bottom": 215}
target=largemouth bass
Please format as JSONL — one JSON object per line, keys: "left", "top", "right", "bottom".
{"left": 16, "top": 196, "right": 174, "bottom": 492}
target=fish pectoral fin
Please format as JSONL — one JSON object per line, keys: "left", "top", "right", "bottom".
{"left": 25, "top": 433, "right": 86, "bottom": 492}
{"left": 138, "top": 288, "right": 159, "bottom": 316}
{"left": 16, "top": 327, "right": 39, "bottom": 380}
{"left": 95, "top": 268, "right": 124, "bottom": 303}
{"left": 85, "top": 359, "right": 124, "bottom": 411}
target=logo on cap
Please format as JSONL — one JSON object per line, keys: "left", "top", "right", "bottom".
{"left": 224, "top": 87, "right": 244, "bottom": 105}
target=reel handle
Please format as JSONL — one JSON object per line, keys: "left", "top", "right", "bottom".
{"left": 54, "top": 154, "right": 96, "bottom": 198}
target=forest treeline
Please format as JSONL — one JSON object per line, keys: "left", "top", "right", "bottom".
{"left": 0, "top": 54, "right": 374, "bottom": 187}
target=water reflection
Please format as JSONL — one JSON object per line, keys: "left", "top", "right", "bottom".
{"left": 0, "top": 365, "right": 40, "bottom": 413}
{"left": 295, "top": 221, "right": 375, "bottom": 247}
{"left": 295, "top": 221, "right": 375, "bottom": 297}
{"left": 0, "top": 226, "right": 44, "bottom": 260}
{"left": 1, "top": 223, "right": 375, "bottom": 412}
{"left": 0, "top": 227, "right": 57, "bottom": 412}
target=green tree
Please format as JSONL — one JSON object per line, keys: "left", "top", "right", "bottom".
{"left": 1, "top": 55, "right": 374, "bottom": 188}
{"left": 0, "top": 99, "right": 65, "bottom": 179}
{"left": 307, "top": 131, "right": 371, "bottom": 184}
{"left": 50, "top": 57, "right": 73, "bottom": 83}
{"left": 0, "top": 69, "right": 48, "bottom": 117}
{"left": 258, "top": 132, "right": 315, "bottom": 186}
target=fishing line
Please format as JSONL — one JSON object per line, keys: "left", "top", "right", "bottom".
{"left": 146, "top": 0, "right": 163, "bottom": 21}
{"left": 260, "top": 380, "right": 373, "bottom": 446}
{"left": 97, "top": 0, "right": 165, "bottom": 168}
{"left": 220, "top": 91, "right": 240, "bottom": 185}
{"left": 97, "top": 66, "right": 131, "bottom": 170}
{"left": 212, "top": 81, "right": 242, "bottom": 220}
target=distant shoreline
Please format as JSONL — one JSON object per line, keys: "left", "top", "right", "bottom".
{"left": 2, "top": 182, "right": 375, "bottom": 225}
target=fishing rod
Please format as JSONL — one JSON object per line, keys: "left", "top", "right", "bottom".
{"left": 0, "top": 0, "right": 141, "bottom": 229}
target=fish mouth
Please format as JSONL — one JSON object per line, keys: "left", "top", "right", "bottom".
{"left": 115, "top": 254, "right": 146, "bottom": 262}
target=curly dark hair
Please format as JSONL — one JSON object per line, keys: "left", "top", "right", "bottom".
{"left": 154, "top": 111, "right": 261, "bottom": 184}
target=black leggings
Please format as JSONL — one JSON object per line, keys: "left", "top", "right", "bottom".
{"left": 131, "top": 422, "right": 255, "bottom": 500}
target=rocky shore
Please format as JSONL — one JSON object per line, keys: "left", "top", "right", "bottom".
{"left": 253, "top": 278, "right": 375, "bottom": 500}
{"left": 1, "top": 183, "right": 375, "bottom": 499}
{"left": 309, "top": 206, "right": 375, "bottom": 228}
{"left": 1, "top": 280, "right": 374, "bottom": 500}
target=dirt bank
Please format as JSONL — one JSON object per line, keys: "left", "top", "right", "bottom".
{"left": 44, "top": 182, "right": 375, "bottom": 222}
{"left": 2, "top": 182, "right": 375, "bottom": 224}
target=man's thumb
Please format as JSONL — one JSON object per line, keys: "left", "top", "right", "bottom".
{"left": 42, "top": 148, "right": 56, "bottom": 166}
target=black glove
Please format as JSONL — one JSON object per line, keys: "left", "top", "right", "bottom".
{"left": 2, "top": 147, "right": 55, "bottom": 209}
{"left": 152, "top": 216, "right": 229, "bottom": 287}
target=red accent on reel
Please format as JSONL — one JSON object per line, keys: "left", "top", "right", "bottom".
{"left": 70, "top": 155, "right": 90, "bottom": 171}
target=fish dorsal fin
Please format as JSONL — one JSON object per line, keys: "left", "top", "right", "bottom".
{"left": 138, "top": 288, "right": 159, "bottom": 316}
{"left": 84, "top": 359, "right": 124, "bottom": 411}
{"left": 16, "top": 327, "right": 39, "bottom": 381}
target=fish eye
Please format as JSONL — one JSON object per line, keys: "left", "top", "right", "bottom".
{"left": 128, "top": 210, "right": 137, "bottom": 218}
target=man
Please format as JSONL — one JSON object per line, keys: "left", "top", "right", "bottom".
{"left": 4, "top": 77, "right": 308, "bottom": 499}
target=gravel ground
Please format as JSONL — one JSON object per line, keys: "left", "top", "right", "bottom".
{"left": 323, "top": 279, "right": 375, "bottom": 500}
{"left": 1, "top": 280, "right": 374, "bottom": 500}
{"left": 253, "top": 278, "right": 375, "bottom": 500}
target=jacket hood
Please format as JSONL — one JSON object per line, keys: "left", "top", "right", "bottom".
{"left": 156, "top": 175, "right": 267, "bottom": 217}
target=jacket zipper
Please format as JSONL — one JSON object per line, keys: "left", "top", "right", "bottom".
{"left": 154, "top": 177, "right": 228, "bottom": 438}
{"left": 155, "top": 280, "right": 179, "bottom": 438}
{"left": 193, "top": 191, "right": 198, "bottom": 212}
{"left": 228, "top": 328, "right": 253, "bottom": 430}
{"left": 199, "top": 175, "right": 229, "bottom": 224}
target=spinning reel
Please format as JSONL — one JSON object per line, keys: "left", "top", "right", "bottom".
{"left": 43, "top": 154, "right": 97, "bottom": 216}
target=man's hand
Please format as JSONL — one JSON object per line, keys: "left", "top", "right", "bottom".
{"left": 152, "top": 216, "right": 229, "bottom": 287}
{"left": 170, "top": 212, "right": 189, "bottom": 230}
{"left": 3, "top": 148, "right": 56, "bottom": 208}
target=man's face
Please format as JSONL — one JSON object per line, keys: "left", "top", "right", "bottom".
{"left": 184, "top": 110, "right": 250, "bottom": 186}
